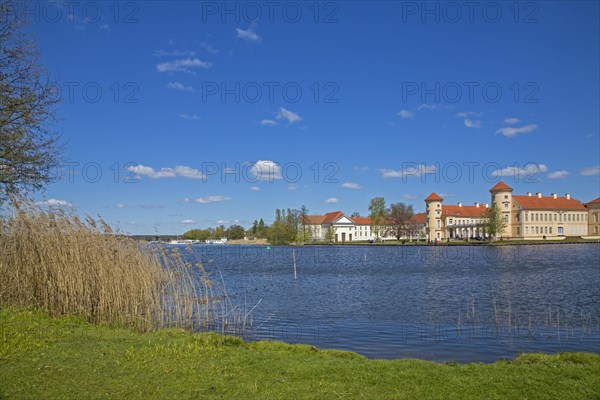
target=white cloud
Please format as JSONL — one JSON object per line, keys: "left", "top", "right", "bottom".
{"left": 127, "top": 164, "right": 177, "bottom": 179}
{"left": 154, "top": 49, "right": 197, "bottom": 57}
{"left": 354, "top": 166, "right": 370, "bottom": 171}
{"left": 250, "top": 186, "right": 261, "bottom": 191}
{"left": 325, "top": 197, "right": 339, "bottom": 203}
{"left": 504, "top": 117, "right": 521, "bottom": 125}
{"left": 260, "top": 119, "right": 278, "bottom": 126}
{"left": 547, "top": 170, "right": 569, "bottom": 180}
{"left": 402, "top": 194, "right": 419, "bottom": 200}
{"left": 36, "top": 199, "right": 72, "bottom": 207}
{"left": 236, "top": 27, "right": 261, "bottom": 42}
{"left": 173, "top": 165, "right": 205, "bottom": 179}
{"left": 464, "top": 119, "right": 481, "bottom": 128}
{"left": 181, "top": 219, "right": 196, "bottom": 225}
{"left": 195, "top": 196, "right": 231, "bottom": 204}
{"left": 379, "top": 164, "right": 437, "bottom": 178}
{"left": 491, "top": 164, "right": 548, "bottom": 178}
{"left": 179, "top": 113, "right": 200, "bottom": 120}
{"left": 99, "top": 24, "right": 110, "bottom": 32}
{"left": 183, "top": 198, "right": 191, "bottom": 203}
{"left": 167, "top": 82, "right": 195, "bottom": 93}
{"left": 580, "top": 165, "right": 600, "bottom": 176}
{"left": 251, "top": 160, "right": 282, "bottom": 181}
{"left": 276, "top": 107, "right": 302, "bottom": 124}
{"left": 127, "top": 164, "right": 204, "bottom": 180}
{"left": 156, "top": 58, "right": 212, "bottom": 73}
{"left": 199, "top": 42, "right": 218, "bottom": 54}
{"left": 288, "top": 183, "right": 299, "bottom": 191}
{"left": 341, "top": 182, "right": 362, "bottom": 190}
{"left": 216, "top": 219, "right": 230, "bottom": 224}
{"left": 116, "top": 203, "right": 126, "bottom": 209}
{"left": 397, "top": 109, "right": 414, "bottom": 119}
{"left": 417, "top": 104, "right": 437, "bottom": 110}
{"left": 456, "top": 111, "right": 481, "bottom": 118}
{"left": 439, "top": 193, "right": 455, "bottom": 199}
{"left": 496, "top": 123, "right": 538, "bottom": 138}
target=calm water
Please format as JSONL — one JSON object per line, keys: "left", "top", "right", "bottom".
{"left": 175, "top": 243, "right": 600, "bottom": 363}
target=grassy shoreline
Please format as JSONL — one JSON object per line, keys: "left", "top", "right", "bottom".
{"left": 1, "top": 308, "right": 599, "bottom": 399}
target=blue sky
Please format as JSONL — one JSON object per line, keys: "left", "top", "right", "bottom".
{"left": 23, "top": 0, "right": 600, "bottom": 234}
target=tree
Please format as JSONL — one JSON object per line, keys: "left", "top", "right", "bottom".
{"left": 0, "top": 1, "right": 62, "bottom": 201}
{"left": 324, "top": 225, "right": 335, "bottom": 243}
{"left": 225, "top": 224, "right": 245, "bottom": 240}
{"left": 368, "top": 197, "right": 386, "bottom": 240}
{"left": 387, "top": 202, "right": 415, "bottom": 240}
{"left": 351, "top": 211, "right": 361, "bottom": 218}
{"left": 483, "top": 203, "right": 508, "bottom": 240}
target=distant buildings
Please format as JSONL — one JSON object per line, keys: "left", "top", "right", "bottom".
{"left": 301, "top": 211, "right": 426, "bottom": 243}
{"left": 425, "top": 181, "right": 597, "bottom": 241}
{"left": 302, "top": 181, "right": 599, "bottom": 243}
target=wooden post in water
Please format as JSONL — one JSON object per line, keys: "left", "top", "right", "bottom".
{"left": 293, "top": 248, "right": 297, "bottom": 279}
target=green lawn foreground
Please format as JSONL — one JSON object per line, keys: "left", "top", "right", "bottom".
{"left": 1, "top": 308, "right": 599, "bottom": 399}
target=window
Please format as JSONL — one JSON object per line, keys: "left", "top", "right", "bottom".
{"left": 503, "top": 215, "right": 509, "bottom": 222}
{"left": 554, "top": 213, "right": 557, "bottom": 221}
{"left": 595, "top": 227, "right": 598, "bottom": 234}
{"left": 544, "top": 214, "right": 547, "bottom": 221}
{"left": 525, "top": 213, "right": 528, "bottom": 222}
{"left": 549, "top": 227, "right": 552, "bottom": 234}
{"left": 504, "top": 203, "right": 508, "bottom": 209}
{"left": 535, "top": 227, "right": 539, "bottom": 234}
{"left": 596, "top": 214, "right": 599, "bottom": 223}
{"left": 535, "top": 213, "right": 539, "bottom": 222}
{"left": 525, "top": 227, "right": 529, "bottom": 234}
{"left": 504, "top": 195, "right": 508, "bottom": 199}
{"left": 544, "top": 227, "right": 548, "bottom": 234}
{"left": 568, "top": 214, "right": 571, "bottom": 222}
{"left": 517, "top": 227, "right": 521, "bottom": 235}
{"left": 516, "top": 213, "right": 520, "bottom": 222}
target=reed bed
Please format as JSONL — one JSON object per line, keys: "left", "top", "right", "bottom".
{"left": 0, "top": 202, "right": 248, "bottom": 334}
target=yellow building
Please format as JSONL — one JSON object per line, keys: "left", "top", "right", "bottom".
{"left": 586, "top": 198, "right": 600, "bottom": 237}
{"left": 425, "top": 192, "right": 488, "bottom": 241}
{"left": 490, "top": 181, "right": 588, "bottom": 239}
{"left": 426, "top": 181, "right": 592, "bottom": 240}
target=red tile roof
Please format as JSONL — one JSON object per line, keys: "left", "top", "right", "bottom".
{"left": 489, "top": 181, "right": 513, "bottom": 192}
{"left": 513, "top": 195, "right": 586, "bottom": 210}
{"left": 442, "top": 205, "right": 488, "bottom": 218}
{"left": 302, "top": 211, "right": 345, "bottom": 225}
{"left": 425, "top": 192, "right": 443, "bottom": 202}
{"left": 322, "top": 211, "right": 344, "bottom": 223}
{"left": 587, "top": 197, "right": 600, "bottom": 205}
{"left": 351, "top": 216, "right": 372, "bottom": 225}
{"left": 409, "top": 213, "right": 426, "bottom": 224}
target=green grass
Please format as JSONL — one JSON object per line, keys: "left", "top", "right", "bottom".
{"left": 1, "top": 308, "right": 599, "bottom": 399}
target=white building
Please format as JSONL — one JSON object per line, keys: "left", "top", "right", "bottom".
{"left": 302, "top": 211, "right": 426, "bottom": 243}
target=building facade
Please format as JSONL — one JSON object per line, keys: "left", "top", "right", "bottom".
{"left": 425, "top": 181, "right": 594, "bottom": 240}
{"left": 302, "top": 211, "right": 426, "bottom": 242}
{"left": 425, "top": 193, "right": 489, "bottom": 241}
{"left": 585, "top": 198, "right": 600, "bottom": 237}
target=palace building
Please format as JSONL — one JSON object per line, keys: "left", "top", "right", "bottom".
{"left": 425, "top": 181, "right": 595, "bottom": 241}
{"left": 301, "top": 211, "right": 426, "bottom": 243}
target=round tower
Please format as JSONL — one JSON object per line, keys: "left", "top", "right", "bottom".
{"left": 425, "top": 192, "right": 444, "bottom": 241}
{"left": 489, "top": 181, "right": 513, "bottom": 238}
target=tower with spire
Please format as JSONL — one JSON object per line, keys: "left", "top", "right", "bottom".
{"left": 425, "top": 192, "right": 444, "bottom": 241}
{"left": 489, "top": 181, "right": 513, "bottom": 238}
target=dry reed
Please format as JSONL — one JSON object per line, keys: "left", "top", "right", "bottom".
{"left": 0, "top": 202, "right": 249, "bottom": 334}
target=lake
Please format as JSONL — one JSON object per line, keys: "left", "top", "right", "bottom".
{"left": 175, "top": 243, "right": 600, "bottom": 363}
